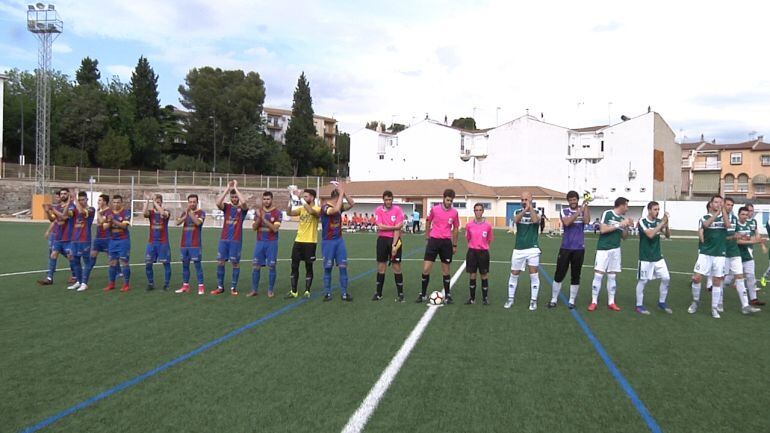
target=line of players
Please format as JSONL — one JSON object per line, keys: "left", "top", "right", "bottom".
{"left": 35, "top": 182, "right": 770, "bottom": 316}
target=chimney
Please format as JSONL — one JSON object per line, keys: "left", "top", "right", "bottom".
{"left": 700, "top": 133, "right": 704, "bottom": 142}
{"left": 759, "top": 135, "right": 764, "bottom": 142}
{"left": 448, "top": 173, "right": 454, "bottom": 180}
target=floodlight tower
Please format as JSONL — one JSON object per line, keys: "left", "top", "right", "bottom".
{"left": 27, "top": 3, "right": 62, "bottom": 194}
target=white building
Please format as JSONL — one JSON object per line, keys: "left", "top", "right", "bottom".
{"left": 350, "top": 111, "right": 679, "bottom": 207}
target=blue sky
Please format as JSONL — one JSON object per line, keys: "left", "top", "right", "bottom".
{"left": 1, "top": 0, "right": 768, "bottom": 142}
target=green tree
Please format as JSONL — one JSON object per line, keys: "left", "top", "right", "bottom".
{"left": 132, "top": 117, "right": 163, "bottom": 168}
{"left": 284, "top": 72, "right": 318, "bottom": 176}
{"left": 365, "top": 120, "right": 386, "bottom": 131}
{"left": 56, "top": 84, "right": 108, "bottom": 166}
{"left": 388, "top": 123, "right": 406, "bottom": 133}
{"left": 335, "top": 132, "right": 350, "bottom": 177}
{"left": 1, "top": 69, "right": 36, "bottom": 163}
{"left": 130, "top": 56, "right": 160, "bottom": 120}
{"left": 451, "top": 117, "right": 477, "bottom": 130}
{"left": 96, "top": 129, "right": 131, "bottom": 168}
{"left": 75, "top": 57, "right": 101, "bottom": 87}
{"left": 178, "top": 67, "right": 265, "bottom": 168}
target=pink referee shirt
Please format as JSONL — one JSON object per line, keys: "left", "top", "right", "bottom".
{"left": 375, "top": 205, "right": 405, "bottom": 239}
{"left": 466, "top": 220, "right": 493, "bottom": 250}
{"left": 427, "top": 204, "right": 459, "bottom": 239}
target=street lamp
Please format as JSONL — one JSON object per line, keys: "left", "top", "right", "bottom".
{"left": 230, "top": 126, "right": 238, "bottom": 172}
{"left": 209, "top": 115, "right": 216, "bottom": 172}
{"left": 79, "top": 117, "right": 90, "bottom": 167}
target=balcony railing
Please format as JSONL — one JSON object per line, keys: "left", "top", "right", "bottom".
{"left": 692, "top": 161, "right": 722, "bottom": 170}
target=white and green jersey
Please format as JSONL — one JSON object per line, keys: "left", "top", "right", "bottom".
{"left": 597, "top": 209, "right": 625, "bottom": 251}
{"left": 513, "top": 208, "right": 540, "bottom": 250}
{"left": 748, "top": 219, "right": 758, "bottom": 254}
{"left": 736, "top": 220, "right": 754, "bottom": 262}
{"left": 725, "top": 213, "right": 741, "bottom": 258}
{"left": 699, "top": 213, "right": 727, "bottom": 257}
{"left": 638, "top": 217, "right": 663, "bottom": 262}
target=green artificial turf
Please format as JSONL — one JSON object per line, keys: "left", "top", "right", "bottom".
{"left": 1, "top": 222, "right": 768, "bottom": 433}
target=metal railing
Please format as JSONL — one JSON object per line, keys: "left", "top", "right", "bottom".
{"left": 692, "top": 161, "right": 721, "bottom": 170}
{"left": 0, "top": 162, "right": 335, "bottom": 189}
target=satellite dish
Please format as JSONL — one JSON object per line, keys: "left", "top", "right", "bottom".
{"left": 36, "top": 3, "right": 45, "bottom": 10}
{"left": 620, "top": 115, "right": 630, "bottom": 121}
{"left": 460, "top": 154, "right": 471, "bottom": 162}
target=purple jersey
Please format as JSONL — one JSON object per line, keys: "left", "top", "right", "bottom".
{"left": 560, "top": 206, "right": 585, "bottom": 250}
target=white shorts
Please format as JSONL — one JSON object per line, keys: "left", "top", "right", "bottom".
{"left": 595, "top": 248, "right": 622, "bottom": 273}
{"left": 511, "top": 248, "right": 541, "bottom": 271}
{"left": 724, "top": 256, "right": 744, "bottom": 276}
{"left": 693, "top": 254, "right": 726, "bottom": 278}
{"left": 637, "top": 259, "right": 670, "bottom": 281}
{"left": 743, "top": 260, "right": 755, "bottom": 277}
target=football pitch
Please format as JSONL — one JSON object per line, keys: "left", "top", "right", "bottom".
{"left": 2, "top": 221, "right": 769, "bottom": 433}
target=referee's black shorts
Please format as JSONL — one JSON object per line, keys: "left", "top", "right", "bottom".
{"left": 376, "top": 236, "right": 402, "bottom": 263}
{"left": 424, "top": 238, "right": 453, "bottom": 264}
{"left": 466, "top": 248, "right": 490, "bottom": 274}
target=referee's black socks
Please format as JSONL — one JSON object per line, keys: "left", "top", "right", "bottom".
{"left": 376, "top": 272, "right": 385, "bottom": 296}
{"left": 421, "top": 274, "right": 430, "bottom": 296}
{"left": 394, "top": 273, "right": 404, "bottom": 295}
{"left": 469, "top": 278, "right": 477, "bottom": 300}
{"left": 481, "top": 278, "right": 489, "bottom": 300}
{"left": 443, "top": 275, "right": 451, "bottom": 296}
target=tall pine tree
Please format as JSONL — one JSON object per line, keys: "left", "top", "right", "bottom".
{"left": 75, "top": 57, "right": 101, "bottom": 86}
{"left": 130, "top": 56, "right": 161, "bottom": 120}
{"left": 285, "top": 72, "right": 317, "bottom": 176}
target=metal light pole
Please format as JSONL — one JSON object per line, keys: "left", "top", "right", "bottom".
{"left": 209, "top": 115, "right": 216, "bottom": 172}
{"left": 496, "top": 106, "right": 501, "bottom": 126}
{"left": 79, "top": 118, "right": 90, "bottom": 167}
{"left": 230, "top": 126, "right": 237, "bottom": 171}
{"left": 27, "top": 3, "right": 63, "bottom": 194}
{"left": 20, "top": 97, "right": 25, "bottom": 165}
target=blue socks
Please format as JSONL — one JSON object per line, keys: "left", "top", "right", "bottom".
{"left": 194, "top": 261, "right": 204, "bottom": 284}
{"left": 182, "top": 261, "right": 191, "bottom": 284}
{"left": 268, "top": 267, "right": 277, "bottom": 293}
{"left": 252, "top": 268, "right": 261, "bottom": 293}
{"left": 145, "top": 263, "right": 154, "bottom": 285}
{"left": 340, "top": 267, "right": 349, "bottom": 296}
{"left": 47, "top": 257, "right": 57, "bottom": 280}
{"left": 217, "top": 264, "right": 225, "bottom": 288}
{"left": 163, "top": 263, "right": 171, "bottom": 287}
{"left": 323, "top": 267, "right": 333, "bottom": 295}
{"left": 232, "top": 267, "right": 240, "bottom": 289}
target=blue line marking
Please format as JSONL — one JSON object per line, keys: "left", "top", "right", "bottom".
{"left": 21, "top": 249, "right": 420, "bottom": 433}
{"left": 538, "top": 268, "right": 663, "bottom": 433}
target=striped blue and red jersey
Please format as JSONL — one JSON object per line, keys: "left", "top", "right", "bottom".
{"left": 108, "top": 208, "right": 131, "bottom": 241}
{"left": 57, "top": 203, "right": 77, "bottom": 242}
{"left": 182, "top": 209, "right": 206, "bottom": 248}
{"left": 148, "top": 209, "right": 170, "bottom": 244}
{"left": 255, "top": 208, "right": 282, "bottom": 241}
{"left": 320, "top": 204, "right": 343, "bottom": 240}
{"left": 96, "top": 208, "right": 111, "bottom": 239}
{"left": 72, "top": 207, "right": 95, "bottom": 243}
{"left": 220, "top": 203, "right": 246, "bottom": 242}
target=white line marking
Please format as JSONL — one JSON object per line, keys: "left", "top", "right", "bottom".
{"left": 341, "top": 261, "right": 467, "bottom": 433}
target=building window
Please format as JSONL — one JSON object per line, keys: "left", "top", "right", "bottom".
{"left": 762, "top": 155, "right": 770, "bottom": 166}
{"left": 378, "top": 155, "right": 384, "bottom": 160}
{"left": 600, "top": 141, "right": 604, "bottom": 152}
{"left": 730, "top": 152, "right": 743, "bottom": 165}
{"left": 738, "top": 174, "right": 749, "bottom": 192}
{"left": 479, "top": 202, "right": 492, "bottom": 210}
{"left": 452, "top": 202, "right": 467, "bottom": 209}
{"left": 724, "top": 174, "right": 735, "bottom": 192}
{"left": 755, "top": 184, "right": 766, "bottom": 194}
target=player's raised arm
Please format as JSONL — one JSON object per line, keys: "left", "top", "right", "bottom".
{"left": 286, "top": 189, "right": 300, "bottom": 217}
{"left": 216, "top": 181, "right": 233, "bottom": 211}
{"left": 662, "top": 212, "right": 671, "bottom": 239}
{"left": 342, "top": 188, "right": 355, "bottom": 211}
{"left": 143, "top": 197, "right": 153, "bottom": 218}
{"left": 232, "top": 181, "right": 249, "bottom": 210}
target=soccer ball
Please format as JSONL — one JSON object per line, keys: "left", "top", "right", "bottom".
{"left": 428, "top": 290, "right": 444, "bottom": 305}
{"left": 582, "top": 190, "right": 594, "bottom": 203}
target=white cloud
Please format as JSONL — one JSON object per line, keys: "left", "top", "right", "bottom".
{"left": 52, "top": 42, "right": 72, "bottom": 53}
{"left": 104, "top": 64, "right": 133, "bottom": 81}
{"left": 33, "top": 0, "right": 770, "bottom": 140}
